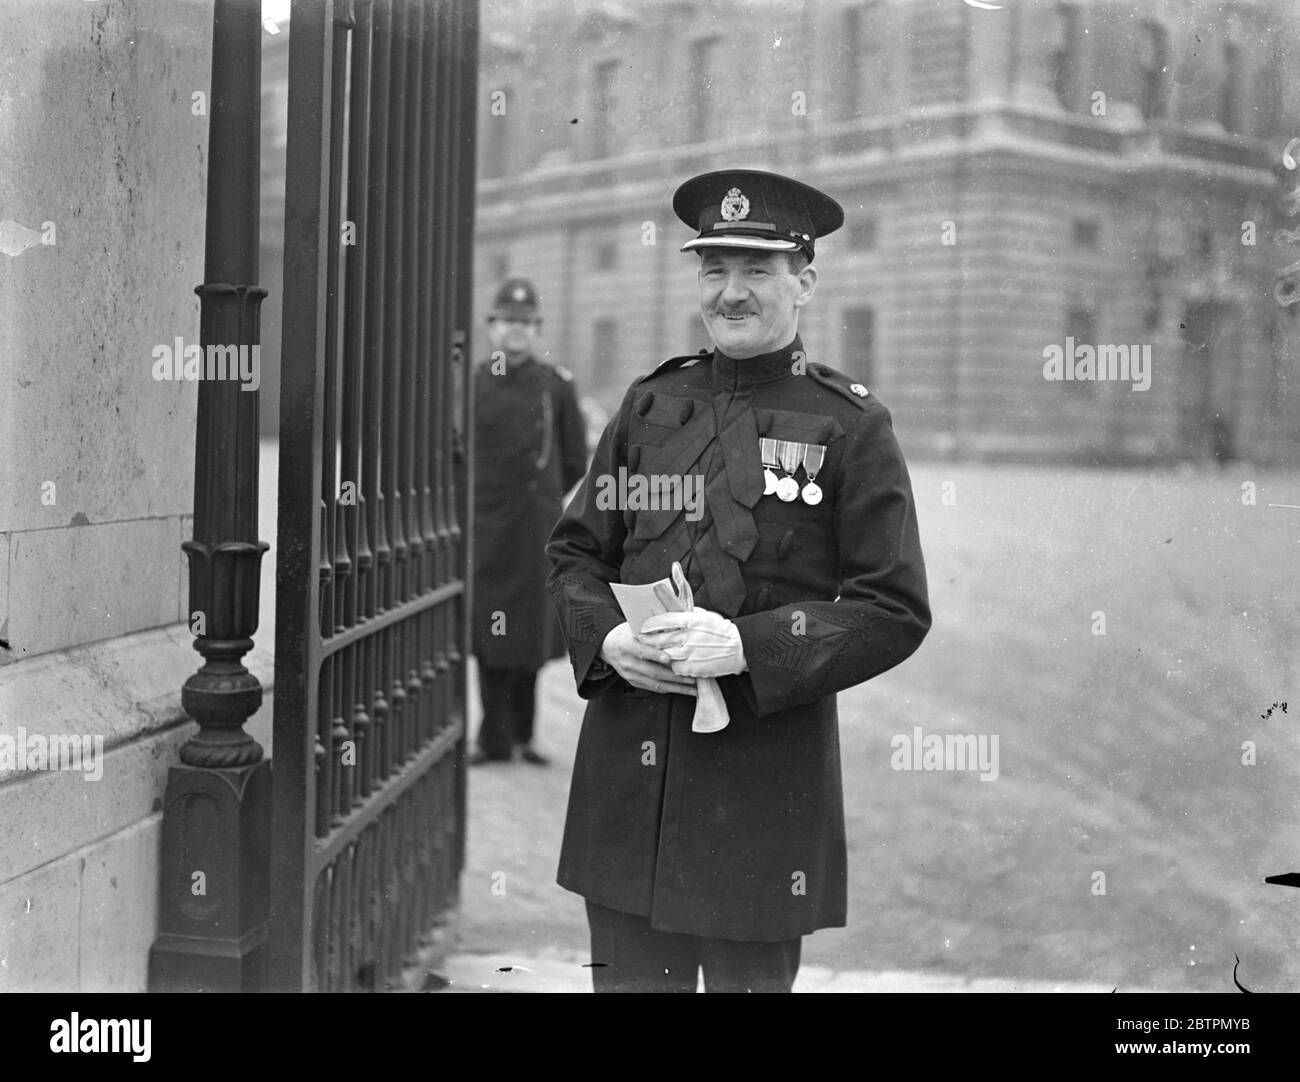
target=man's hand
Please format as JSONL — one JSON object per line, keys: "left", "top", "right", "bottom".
{"left": 600, "top": 622, "right": 698, "bottom": 696}
{"left": 637, "top": 609, "right": 747, "bottom": 678}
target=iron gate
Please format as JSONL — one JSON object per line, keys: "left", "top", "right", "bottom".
{"left": 270, "top": 0, "right": 478, "bottom": 992}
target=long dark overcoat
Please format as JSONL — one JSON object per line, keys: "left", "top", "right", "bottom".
{"left": 472, "top": 354, "right": 587, "bottom": 669}
{"left": 545, "top": 337, "right": 930, "bottom": 941}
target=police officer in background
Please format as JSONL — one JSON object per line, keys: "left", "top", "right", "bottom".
{"left": 546, "top": 170, "right": 930, "bottom": 991}
{"left": 471, "top": 278, "right": 588, "bottom": 765}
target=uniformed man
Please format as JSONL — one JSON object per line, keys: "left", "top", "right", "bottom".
{"left": 471, "top": 277, "right": 588, "bottom": 765}
{"left": 546, "top": 170, "right": 931, "bottom": 991}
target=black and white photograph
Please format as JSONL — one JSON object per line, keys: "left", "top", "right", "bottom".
{"left": 1, "top": 0, "right": 1298, "bottom": 1052}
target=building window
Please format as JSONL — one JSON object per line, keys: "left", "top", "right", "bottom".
{"left": 1050, "top": 3, "right": 1080, "bottom": 110}
{"left": 482, "top": 87, "right": 510, "bottom": 176}
{"left": 689, "top": 38, "right": 718, "bottom": 142}
{"left": 842, "top": 6, "right": 861, "bottom": 119}
{"left": 1221, "top": 42, "right": 1240, "bottom": 133}
{"left": 842, "top": 4, "right": 884, "bottom": 120}
{"left": 595, "top": 241, "right": 618, "bottom": 270}
{"left": 592, "top": 59, "right": 619, "bottom": 159}
{"left": 851, "top": 217, "right": 879, "bottom": 250}
{"left": 839, "top": 306, "right": 876, "bottom": 386}
{"left": 1065, "top": 305, "right": 1097, "bottom": 395}
{"left": 1251, "top": 56, "right": 1283, "bottom": 137}
{"left": 1139, "top": 21, "right": 1169, "bottom": 121}
{"left": 1193, "top": 228, "right": 1213, "bottom": 261}
{"left": 592, "top": 318, "right": 619, "bottom": 388}
{"left": 1071, "top": 219, "right": 1099, "bottom": 248}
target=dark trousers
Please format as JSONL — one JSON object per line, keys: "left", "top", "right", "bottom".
{"left": 585, "top": 900, "right": 801, "bottom": 993}
{"left": 476, "top": 665, "right": 539, "bottom": 759}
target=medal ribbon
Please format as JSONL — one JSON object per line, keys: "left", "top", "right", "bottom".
{"left": 801, "top": 443, "right": 825, "bottom": 481}
{"left": 777, "top": 439, "right": 801, "bottom": 477}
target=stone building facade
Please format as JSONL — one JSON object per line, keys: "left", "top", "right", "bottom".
{"left": 473, "top": 0, "right": 1300, "bottom": 463}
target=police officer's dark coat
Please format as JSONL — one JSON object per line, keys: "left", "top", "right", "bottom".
{"left": 473, "top": 353, "right": 588, "bottom": 669}
{"left": 546, "top": 337, "right": 930, "bottom": 942}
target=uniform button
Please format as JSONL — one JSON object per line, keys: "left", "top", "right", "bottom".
{"left": 635, "top": 391, "right": 655, "bottom": 416}
{"left": 679, "top": 400, "right": 694, "bottom": 424}
{"left": 777, "top": 530, "right": 795, "bottom": 560}
{"left": 849, "top": 383, "right": 868, "bottom": 397}
{"left": 755, "top": 585, "right": 774, "bottom": 610}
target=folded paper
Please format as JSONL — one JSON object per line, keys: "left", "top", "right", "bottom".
{"left": 610, "top": 562, "right": 730, "bottom": 733}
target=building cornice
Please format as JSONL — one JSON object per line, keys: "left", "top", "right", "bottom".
{"left": 476, "top": 106, "right": 1279, "bottom": 237}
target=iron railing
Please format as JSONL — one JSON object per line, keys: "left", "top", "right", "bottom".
{"left": 270, "top": 0, "right": 478, "bottom": 992}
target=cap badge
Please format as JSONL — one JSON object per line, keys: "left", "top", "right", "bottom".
{"left": 720, "top": 187, "right": 750, "bottom": 222}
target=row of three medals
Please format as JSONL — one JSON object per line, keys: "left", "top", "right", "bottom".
{"left": 760, "top": 437, "right": 825, "bottom": 505}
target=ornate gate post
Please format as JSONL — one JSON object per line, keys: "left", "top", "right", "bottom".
{"left": 149, "top": 0, "right": 271, "bottom": 992}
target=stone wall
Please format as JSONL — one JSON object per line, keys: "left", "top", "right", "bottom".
{"left": 0, "top": 0, "right": 274, "bottom": 992}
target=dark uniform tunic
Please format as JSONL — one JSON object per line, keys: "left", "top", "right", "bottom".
{"left": 546, "top": 336, "right": 930, "bottom": 942}
{"left": 472, "top": 354, "right": 588, "bottom": 669}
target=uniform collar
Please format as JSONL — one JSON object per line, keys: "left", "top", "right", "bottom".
{"left": 711, "top": 335, "right": 803, "bottom": 391}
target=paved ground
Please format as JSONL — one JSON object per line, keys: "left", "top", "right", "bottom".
{"left": 434, "top": 945, "right": 1133, "bottom": 993}
{"left": 438, "top": 462, "right": 1300, "bottom": 994}
{"left": 438, "top": 658, "right": 1155, "bottom": 993}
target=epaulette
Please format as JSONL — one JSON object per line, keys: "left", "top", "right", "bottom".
{"left": 806, "top": 363, "right": 873, "bottom": 411}
{"left": 635, "top": 351, "right": 710, "bottom": 385}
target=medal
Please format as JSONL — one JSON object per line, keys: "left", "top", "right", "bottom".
{"left": 801, "top": 444, "right": 825, "bottom": 505}
{"left": 760, "top": 437, "right": 779, "bottom": 496}
{"left": 776, "top": 440, "right": 801, "bottom": 502}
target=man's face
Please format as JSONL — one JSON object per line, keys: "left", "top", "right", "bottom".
{"left": 487, "top": 314, "right": 541, "bottom": 358}
{"left": 697, "top": 248, "right": 817, "bottom": 359}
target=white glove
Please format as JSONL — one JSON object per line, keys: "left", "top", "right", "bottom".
{"left": 638, "top": 608, "right": 747, "bottom": 678}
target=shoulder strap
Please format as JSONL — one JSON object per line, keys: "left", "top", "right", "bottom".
{"left": 805, "top": 362, "right": 873, "bottom": 412}
{"left": 636, "top": 351, "right": 710, "bottom": 385}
